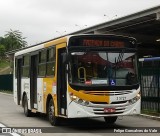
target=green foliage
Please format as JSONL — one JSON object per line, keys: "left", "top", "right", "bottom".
{"left": 0, "top": 60, "right": 11, "bottom": 74}
{"left": 0, "top": 37, "right": 2, "bottom": 42}
{"left": 0, "top": 44, "right": 5, "bottom": 60}
{"left": 4, "top": 29, "right": 27, "bottom": 51}
{"left": 0, "top": 29, "right": 27, "bottom": 74}
{"left": 0, "top": 37, "right": 5, "bottom": 45}
{"left": 0, "top": 60, "right": 10, "bottom": 68}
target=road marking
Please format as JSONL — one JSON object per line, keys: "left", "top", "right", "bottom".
{"left": 0, "top": 123, "right": 21, "bottom": 136}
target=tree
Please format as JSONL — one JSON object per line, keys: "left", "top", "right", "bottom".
{"left": 4, "top": 29, "right": 27, "bottom": 51}
{"left": 0, "top": 37, "right": 5, "bottom": 45}
{"left": 0, "top": 44, "right": 5, "bottom": 60}
{"left": 0, "top": 37, "right": 3, "bottom": 42}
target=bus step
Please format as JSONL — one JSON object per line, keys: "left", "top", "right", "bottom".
{"left": 31, "top": 109, "right": 37, "bottom": 113}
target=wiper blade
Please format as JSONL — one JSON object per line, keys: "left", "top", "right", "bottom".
{"left": 115, "top": 49, "right": 125, "bottom": 68}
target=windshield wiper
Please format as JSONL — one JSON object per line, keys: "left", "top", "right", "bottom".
{"left": 114, "top": 49, "right": 125, "bottom": 80}
{"left": 115, "top": 49, "right": 125, "bottom": 68}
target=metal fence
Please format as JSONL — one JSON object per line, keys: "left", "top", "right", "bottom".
{"left": 0, "top": 74, "right": 13, "bottom": 91}
{"left": 139, "top": 57, "right": 160, "bottom": 113}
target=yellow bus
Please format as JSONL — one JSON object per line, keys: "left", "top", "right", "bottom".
{"left": 14, "top": 34, "right": 141, "bottom": 126}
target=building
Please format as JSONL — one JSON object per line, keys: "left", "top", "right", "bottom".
{"left": 71, "top": 5, "right": 160, "bottom": 58}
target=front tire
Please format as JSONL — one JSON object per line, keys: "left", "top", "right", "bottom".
{"left": 23, "top": 95, "right": 32, "bottom": 117}
{"left": 104, "top": 116, "right": 117, "bottom": 124}
{"left": 48, "top": 99, "right": 60, "bottom": 126}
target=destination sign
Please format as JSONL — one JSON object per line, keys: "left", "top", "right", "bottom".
{"left": 82, "top": 39, "right": 125, "bottom": 47}
{"left": 68, "top": 35, "right": 136, "bottom": 48}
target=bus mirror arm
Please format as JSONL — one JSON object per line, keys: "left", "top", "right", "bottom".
{"left": 61, "top": 53, "right": 69, "bottom": 74}
{"left": 62, "top": 52, "right": 69, "bottom": 64}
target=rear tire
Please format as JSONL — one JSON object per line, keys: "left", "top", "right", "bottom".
{"left": 104, "top": 116, "right": 117, "bottom": 124}
{"left": 48, "top": 99, "right": 60, "bottom": 126}
{"left": 23, "top": 95, "right": 32, "bottom": 117}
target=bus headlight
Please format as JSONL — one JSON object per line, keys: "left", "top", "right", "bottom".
{"left": 129, "top": 93, "right": 141, "bottom": 105}
{"left": 69, "top": 92, "right": 77, "bottom": 101}
{"left": 77, "top": 99, "right": 83, "bottom": 104}
{"left": 69, "top": 92, "right": 89, "bottom": 106}
{"left": 84, "top": 101, "right": 89, "bottom": 106}
{"left": 76, "top": 99, "right": 89, "bottom": 106}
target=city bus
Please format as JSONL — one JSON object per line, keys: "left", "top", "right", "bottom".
{"left": 14, "top": 34, "right": 141, "bottom": 126}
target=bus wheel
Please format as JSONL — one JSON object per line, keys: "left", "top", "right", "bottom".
{"left": 48, "top": 99, "right": 59, "bottom": 126}
{"left": 23, "top": 95, "right": 32, "bottom": 117}
{"left": 104, "top": 116, "right": 117, "bottom": 124}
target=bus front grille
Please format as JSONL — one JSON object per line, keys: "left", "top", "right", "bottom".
{"left": 85, "top": 101, "right": 129, "bottom": 115}
{"left": 94, "top": 112, "right": 124, "bottom": 115}
{"left": 90, "top": 101, "right": 127, "bottom": 105}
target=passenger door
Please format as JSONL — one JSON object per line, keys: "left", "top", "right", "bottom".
{"left": 30, "top": 54, "right": 38, "bottom": 109}
{"left": 17, "top": 58, "right": 22, "bottom": 105}
{"left": 57, "top": 48, "right": 67, "bottom": 116}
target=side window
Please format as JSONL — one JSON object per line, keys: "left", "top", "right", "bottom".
{"left": 38, "top": 50, "right": 47, "bottom": 77}
{"left": 22, "top": 55, "right": 30, "bottom": 77}
{"left": 46, "top": 47, "right": 56, "bottom": 76}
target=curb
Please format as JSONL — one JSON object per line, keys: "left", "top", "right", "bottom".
{"left": 140, "top": 114, "right": 160, "bottom": 121}
{"left": 0, "top": 92, "right": 13, "bottom": 96}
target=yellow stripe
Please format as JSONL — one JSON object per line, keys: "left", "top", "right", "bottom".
{"left": 44, "top": 37, "right": 67, "bottom": 48}
{"left": 68, "top": 85, "right": 110, "bottom": 103}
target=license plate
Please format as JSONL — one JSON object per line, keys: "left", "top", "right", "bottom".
{"left": 104, "top": 108, "right": 115, "bottom": 113}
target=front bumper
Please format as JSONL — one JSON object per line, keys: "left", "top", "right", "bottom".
{"left": 67, "top": 99, "right": 141, "bottom": 118}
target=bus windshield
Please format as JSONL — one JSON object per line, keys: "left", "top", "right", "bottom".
{"left": 69, "top": 51, "right": 138, "bottom": 87}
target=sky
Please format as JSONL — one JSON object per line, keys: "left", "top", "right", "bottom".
{"left": 0, "top": 0, "right": 160, "bottom": 46}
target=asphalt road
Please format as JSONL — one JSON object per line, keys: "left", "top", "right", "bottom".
{"left": 0, "top": 93, "right": 160, "bottom": 136}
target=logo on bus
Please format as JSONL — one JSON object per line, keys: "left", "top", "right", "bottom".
{"left": 109, "top": 79, "right": 116, "bottom": 86}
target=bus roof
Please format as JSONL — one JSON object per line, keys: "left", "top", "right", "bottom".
{"left": 15, "top": 36, "right": 68, "bottom": 57}
{"left": 15, "top": 34, "right": 136, "bottom": 57}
